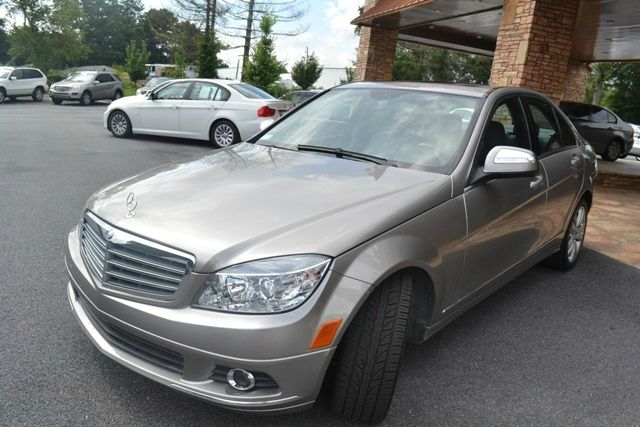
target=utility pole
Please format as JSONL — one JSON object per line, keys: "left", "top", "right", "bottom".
{"left": 241, "top": 0, "right": 256, "bottom": 81}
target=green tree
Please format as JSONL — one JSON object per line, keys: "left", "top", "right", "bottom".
{"left": 81, "top": 0, "right": 144, "bottom": 65}
{"left": 0, "top": 19, "right": 10, "bottom": 64}
{"left": 393, "top": 42, "right": 492, "bottom": 84}
{"left": 244, "top": 14, "right": 286, "bottom": 91}
{"left": 124, "top": 40, "right": 149, "bottom": 82}
{"left": 602, "top": 62, "right": 640, "bottom": 123}
{"left": 139, "top": 8, "right": 179, "bottom": 63}
{"left": 197, "top": 36, "right": 220, "bottom": 78}
{"left": 291, "top": 50, "right": 322, "bottom": 90}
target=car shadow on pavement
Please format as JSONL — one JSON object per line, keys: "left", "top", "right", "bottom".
{"left": 87, "top": 248, "right": 640, "bottom": 426}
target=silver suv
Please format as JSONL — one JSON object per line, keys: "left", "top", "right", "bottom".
{"left": 0, "top": 67, "right": 48, "bottom": 103}
{"left": 50, "top": 71, "right": 124, "bottom": 105}
{"left": 65, "top": 83, "right": 596, "bottom": 423}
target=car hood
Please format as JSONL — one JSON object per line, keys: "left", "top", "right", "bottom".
{"left": 87, "top": 143, "right": 452, "bottom": 272}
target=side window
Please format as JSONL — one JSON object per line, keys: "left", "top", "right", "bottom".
{"left": 477, "top": 98, "right": 529, "bottom": 166}
{"left": 96, "top": 74, "right": 114, "bottom": 83}
{"left": 566, "top": 105, "right": 590, "bottom": 121}
{"left": 156, "top": 82, "right": 191, "bottom": 100}
{"left": 10, "top": 69, "right": 23, "bottom": 80}
{"left": 556, "top": 112, "right": 578, "bottom": 147}
{"left": 214, "top": 87, "right": 230, "bottom": 101}
{"left": 591, "top": 107, "right": 609, "bottom": 123}
{"left": 607, "top": 111, "right": 617, "bottom": 124}
{"left": 525, "top": 99, "right": 562, "bottom": 155}
{"left": 112, "top": 74, "right": 122, "bottom": 81}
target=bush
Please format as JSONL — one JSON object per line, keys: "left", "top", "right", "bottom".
{"left": 46, "top": 70, "right": 68, "bottom": 84}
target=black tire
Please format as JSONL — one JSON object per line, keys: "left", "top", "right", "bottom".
{"left": 209, "top": 120, "right": 240, "bottom": 148}
{"left": 330, "top": 272, "right": 413, "bottom": 424}
{"left": 108, "top": 110, "right": 132, "bottom": 138}
{"left": 32, "top": 86, "right": 45, "bottom": 102}
{"left": 80, "top": 90, "right": 92, "bottom": 106}
{"left": 602, "top": 139, "right": 622, "bottom": 161}
{"left": 0, "top": 89, "right": 5, "bottom": 104}
{"left": 113, "top": 90, "right": 123, "bottom": 101}
{"left": 544, "top": 198, "right": 589, "bottom": 271}
{"left": 52, "top": 98, "right": 63, "bottom": 105}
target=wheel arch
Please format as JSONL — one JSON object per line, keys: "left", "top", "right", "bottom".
{"left": 581, "top": 189, "right": 593, "bottom": 211}
{"left": 209, "top": 117, "right": 241, "bottom": 141}
{"left": 107, "top": 109, "right": 133, "bottom": 132}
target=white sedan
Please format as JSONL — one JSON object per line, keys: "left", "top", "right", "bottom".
{"left": 630, "top": 123, "right": 640, "bottom": 157}
{"left": 104, "top": 79, "right": 290, "bottom": 148}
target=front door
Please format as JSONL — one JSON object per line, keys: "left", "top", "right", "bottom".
{"left": 524, "top": 97, "right": 585, "bottom": 241}
{"left": 138, "top": 81, "right": 192, "bottom": 135}
{"left": 459, "top": 96, "right": 548, "bottom": 301}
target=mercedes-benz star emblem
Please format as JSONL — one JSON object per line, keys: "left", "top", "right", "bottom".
{"left": 126, "top": 192, "right": 138, "bottom": 217}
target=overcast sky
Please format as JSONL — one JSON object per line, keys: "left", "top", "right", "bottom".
{"left": 143, "top": 0, "right": 363, "bottom": 69}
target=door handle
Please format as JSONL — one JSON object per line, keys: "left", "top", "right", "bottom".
{"left": 530, "top": 175, "right": 544, "bottom": 190}
{"left": 570, "top": 155, "right": 581, "bottom": 169}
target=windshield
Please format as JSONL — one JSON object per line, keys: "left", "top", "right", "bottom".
{"left": 66, "top": 72, "right": 96, "bottom": 83}
{"left": 230, "top": 83, "right": 274, "bottom": 99}
{"left": 0, "top": 68, "right": 12, "bottom": 79}
{"left": 145, "top": 77, "right": 171, "bottom": 88}
{"left": 255, "top": 88, "right": 479, "bottom": 173}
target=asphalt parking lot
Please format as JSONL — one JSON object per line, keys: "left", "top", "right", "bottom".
{"left": 2, "top": 100, "right": 640, "bottom": 426}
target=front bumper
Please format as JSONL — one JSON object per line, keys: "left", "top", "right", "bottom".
{"left": 630, "top": 138, "right": 640, "bottom": 156}
{"left": 50, "top": 90, "right": 81, "bottom": 100}
{"left": 65, "top": 225, "right": 370, "bottom": 413}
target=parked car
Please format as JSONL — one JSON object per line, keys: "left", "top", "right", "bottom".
{"left": 49, "top": 71, "right": 124, "bottom": 105}
{"left": 0, "top": 67, "right": 48, "bottom": 103}
{"left": 136, "top": 77, "right": 173, "bottom": 96}
{"left": 66, "top": 83, "right": 596, "bottom": 423}
{"left": 560, "top": 101, "right": 634, "bottom": 161}
{"left": 630, "top": 124, "right": 640, "bottom": 158}
{"left": 105, "top": 79, "right": 291, "bottom": 148}
{"left": 279, "top": 90, "right": 321, "bottom": 107}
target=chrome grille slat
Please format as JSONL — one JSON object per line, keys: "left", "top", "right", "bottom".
{"left": 109, "top": 245, "right": 187, "bottom": 275}
{"left": 79, "top": 211, "right": 193, "bottom": 297}
{"left": 105, "top": 270, "right": 179, "bottom": 291}
{"left": 106, "top": 258, "right": 183, "bottom": 283}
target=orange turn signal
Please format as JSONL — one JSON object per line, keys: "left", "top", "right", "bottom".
{"left": 310, "top": 318, "right": 343, "bottom": 349}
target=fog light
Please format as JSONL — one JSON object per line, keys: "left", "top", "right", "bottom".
{"left": 227, "top": 368, "right": 256, "bottom": 391}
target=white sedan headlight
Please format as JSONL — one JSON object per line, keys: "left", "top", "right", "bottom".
{"left": 193, "top": 255, "right": 331, "bottom": 313}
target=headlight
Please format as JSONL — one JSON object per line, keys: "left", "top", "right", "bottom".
{"left": 193, "top": 255, "right": 331, "bottom": 313}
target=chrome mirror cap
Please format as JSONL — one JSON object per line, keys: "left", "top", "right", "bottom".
{"left": 483, "top": 146, "right": 538, "bottom": 175}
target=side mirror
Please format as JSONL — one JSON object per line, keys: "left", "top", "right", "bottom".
{"left": 9, "top": 76, "right": 17, "bottom": 81}
{"left": 483, "top": 146, "right": 538, "bottom": 175}
{"left": 94, "top": 80, "right": 100, "bottom": 85}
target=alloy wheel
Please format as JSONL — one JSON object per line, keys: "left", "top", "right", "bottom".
{"left": 214, "top": 123, "right": 235, "bottom": 147}
{"left": 607, "top": 141, "right": 621, "bottom": 159}
{"left": 34, "top": 88, "right": 44, "bottom": 101}
{"left": 110, "top": 113, "right": 128, "bottom": 136}
{"left": 0, "top": 91, "right": 4, "bottom": 104}
{"left": 566, "top": 205, "right": 586, "bottom": 263}
{"left": 82, "top": 92, "right": 91, "bottom": 105}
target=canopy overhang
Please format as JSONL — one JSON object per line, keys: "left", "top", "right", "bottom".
{"left": 352, "top": 0, "right": 640, "bottom": 62}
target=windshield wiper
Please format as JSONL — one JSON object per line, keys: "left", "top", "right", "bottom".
{"left": 297, "top": 144, "right": 395, "bottom": 166}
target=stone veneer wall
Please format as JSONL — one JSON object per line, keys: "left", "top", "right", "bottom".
{"left": 490, "top": 0, "right": 589, "bottom": 103}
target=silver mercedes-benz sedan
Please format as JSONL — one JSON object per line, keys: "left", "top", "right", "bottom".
{"left": 65, "top": 82, "right": 597, "bottom": 423}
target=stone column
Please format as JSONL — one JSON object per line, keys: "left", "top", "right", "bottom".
{"left": 354, "top": 0, "right": 399, "bottom": 81}
{"left": 490, "top": 0, "right": 589, "bottom": 103}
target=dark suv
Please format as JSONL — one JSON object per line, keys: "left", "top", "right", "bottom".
{"left": 560, "top": 101, "right": 634, "bottom": 161}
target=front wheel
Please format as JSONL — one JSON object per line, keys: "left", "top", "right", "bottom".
{"left": 330, "top": 272, "right": 413, "bottom": 424}
{"left": 545, "top": 199, "right": 589, "bottom": 271}
{"left": 602, "top": 140, "right": 622, "bottom": 161}
{"left": 210, "top": 120, "right": 240, "bottom": 148}
{"left": 0, "top": 89, "right": 5, "bottom": 104}
{"left": 113, "top": 90, "right": 123, "bottom": 101}
{"left": 108, "top": 111, "right": 132, "bottom": 138}
{"left": 32, "top": 87, "right": 45, "bottom": 102}
{"left": 80, "top": 91, "right": 92, "bottom": 106}
{"left": 52, "top": 98, "right": 63, "bottom": 105}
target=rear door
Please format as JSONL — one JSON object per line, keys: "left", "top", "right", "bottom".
{"left": 523, "top": 97, "right": 584, "bottom": 243}
{"left": 95, "top": 73, "right": 116, "bottom": 99}
{"left": 179, "top": 82, "right": 230, "bottom": 138}
{"left": 585, "top": 106, "right": 615, "bottom": 151}
{"left": 7, "top": 69, "right": 25, "bottom": 95}
{"left": 459, "top": 96, "right": 548, "bottom": 300}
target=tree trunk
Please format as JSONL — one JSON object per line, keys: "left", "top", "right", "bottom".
{"left": 241, "top": 0, "right": 255, "bottom": 81}
{"left": 593, "top": 84, "right": 604, "bottom": 105}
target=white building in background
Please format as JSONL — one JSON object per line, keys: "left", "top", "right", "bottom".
{"left": 215, "top": 67, "right": 350, "bottom": 90}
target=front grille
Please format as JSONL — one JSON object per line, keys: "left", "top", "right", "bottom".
{"left": 54, "top": 86, "right": 71, "bottom": 92}
{"left": 212, "top": 366, "right": 278, "bottom": 389}
{"left": 80, "top": 211, "right": 194, "bottom": 296}
{"left": 78, "top": 296, "right": 184, "bottom": 374}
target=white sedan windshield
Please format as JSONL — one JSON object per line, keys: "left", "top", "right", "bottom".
{"left": 257, "top": 88, "right": 479, "bottom": 172}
